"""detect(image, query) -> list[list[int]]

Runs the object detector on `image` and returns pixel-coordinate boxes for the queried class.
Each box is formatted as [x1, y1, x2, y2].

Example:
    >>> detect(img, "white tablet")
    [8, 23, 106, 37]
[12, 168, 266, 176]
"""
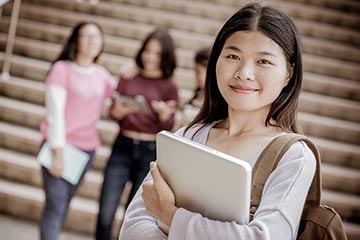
[112, 92, 151, 114]
[156, 130, 251, 224]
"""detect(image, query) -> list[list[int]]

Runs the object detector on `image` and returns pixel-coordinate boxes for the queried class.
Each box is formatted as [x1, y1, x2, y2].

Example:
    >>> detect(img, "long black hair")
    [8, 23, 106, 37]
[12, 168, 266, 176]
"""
[187, 2, 303, 134]
[53, 21, 105, 64]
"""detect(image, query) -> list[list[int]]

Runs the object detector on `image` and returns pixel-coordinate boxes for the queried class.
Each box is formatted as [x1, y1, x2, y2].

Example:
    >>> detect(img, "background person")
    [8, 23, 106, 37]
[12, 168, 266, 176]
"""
[39, 21, 114, 240]
[96, 28, 179, 240]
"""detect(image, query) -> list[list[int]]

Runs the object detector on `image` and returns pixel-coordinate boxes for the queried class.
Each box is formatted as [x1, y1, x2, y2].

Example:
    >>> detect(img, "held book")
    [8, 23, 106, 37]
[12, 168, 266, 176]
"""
[37, 142, 89, 185]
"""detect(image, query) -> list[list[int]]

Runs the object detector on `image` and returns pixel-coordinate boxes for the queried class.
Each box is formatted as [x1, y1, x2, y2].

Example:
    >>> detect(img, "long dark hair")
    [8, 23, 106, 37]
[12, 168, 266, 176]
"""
[135, 28, 176, 79]
[53, 21, 104, 64]
[187, 2, 303, 134]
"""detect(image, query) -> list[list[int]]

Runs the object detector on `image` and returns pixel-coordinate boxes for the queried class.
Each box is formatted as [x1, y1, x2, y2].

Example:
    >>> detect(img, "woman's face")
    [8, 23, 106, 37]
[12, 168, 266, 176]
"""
[141, 39, 162, 72]
[216, 30, 292, 113]
[77, 24, 103, 61]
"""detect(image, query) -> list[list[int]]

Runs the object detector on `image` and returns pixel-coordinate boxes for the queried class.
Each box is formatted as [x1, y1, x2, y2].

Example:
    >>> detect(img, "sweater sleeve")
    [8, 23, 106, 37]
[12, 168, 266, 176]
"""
[118, 174, 168, 240]
[45, 84, 67, 149]
[118, 130, 316, 240]
[167, 141, 316, 240]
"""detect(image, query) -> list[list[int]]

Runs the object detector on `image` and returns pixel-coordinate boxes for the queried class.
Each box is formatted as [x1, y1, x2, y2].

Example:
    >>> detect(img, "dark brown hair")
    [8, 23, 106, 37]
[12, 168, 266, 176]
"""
[135, 28, 176, 79]
[187, 2, 303, 134]
[54, 21, 104, 63]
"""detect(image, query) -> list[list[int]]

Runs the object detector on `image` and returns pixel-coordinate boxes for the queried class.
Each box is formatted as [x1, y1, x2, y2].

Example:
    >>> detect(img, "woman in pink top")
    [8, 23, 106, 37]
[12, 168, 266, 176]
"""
[39, 21, 113, 240]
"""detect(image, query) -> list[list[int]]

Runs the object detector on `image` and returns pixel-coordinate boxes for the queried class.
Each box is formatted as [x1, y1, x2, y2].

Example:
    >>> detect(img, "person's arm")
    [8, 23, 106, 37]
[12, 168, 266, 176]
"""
[118, 173, 168, 240]
[45, 84, 67, 177]
[165, 141, 316, 240]
[152, 80, 179, 130]
[108, 78, 138, 120]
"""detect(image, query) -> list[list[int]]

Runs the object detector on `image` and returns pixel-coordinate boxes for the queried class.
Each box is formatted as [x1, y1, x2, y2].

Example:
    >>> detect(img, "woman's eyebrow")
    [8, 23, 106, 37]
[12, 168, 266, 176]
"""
[224, 46, 278, 58]
[224, 45, 241, 52]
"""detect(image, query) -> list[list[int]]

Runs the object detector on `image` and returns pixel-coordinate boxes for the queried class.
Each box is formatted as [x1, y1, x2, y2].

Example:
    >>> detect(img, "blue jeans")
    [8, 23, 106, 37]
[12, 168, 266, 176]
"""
[96, 134, 156, 240]
[40, 149, 94, 240]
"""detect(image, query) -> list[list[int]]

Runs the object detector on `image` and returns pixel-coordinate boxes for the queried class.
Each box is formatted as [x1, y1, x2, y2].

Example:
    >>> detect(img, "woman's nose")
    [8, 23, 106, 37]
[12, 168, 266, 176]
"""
[234, 62, 255, 81]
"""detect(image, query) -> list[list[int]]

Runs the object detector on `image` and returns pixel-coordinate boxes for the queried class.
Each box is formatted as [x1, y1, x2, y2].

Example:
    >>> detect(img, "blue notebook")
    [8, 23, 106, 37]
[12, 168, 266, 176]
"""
[37, 142, 89, 185]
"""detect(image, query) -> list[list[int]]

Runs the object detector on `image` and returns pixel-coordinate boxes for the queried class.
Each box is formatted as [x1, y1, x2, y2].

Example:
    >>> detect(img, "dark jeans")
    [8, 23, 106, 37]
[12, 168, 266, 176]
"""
[96, 134, 156, 240]
[40, 150, 94, 240]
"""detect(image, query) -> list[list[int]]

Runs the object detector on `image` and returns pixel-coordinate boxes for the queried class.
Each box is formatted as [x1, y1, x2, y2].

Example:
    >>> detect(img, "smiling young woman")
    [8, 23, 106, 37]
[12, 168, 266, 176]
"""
[119, 3, 315, 240]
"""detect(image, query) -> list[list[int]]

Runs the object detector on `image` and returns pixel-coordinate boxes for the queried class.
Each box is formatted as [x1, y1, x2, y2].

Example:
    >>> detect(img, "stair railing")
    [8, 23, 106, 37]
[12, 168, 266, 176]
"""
[1, 0, 21, 81]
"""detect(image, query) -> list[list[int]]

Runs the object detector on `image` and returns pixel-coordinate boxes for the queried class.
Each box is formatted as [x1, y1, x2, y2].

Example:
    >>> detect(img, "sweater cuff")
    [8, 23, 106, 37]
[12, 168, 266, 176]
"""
[168, 208, 193, 239]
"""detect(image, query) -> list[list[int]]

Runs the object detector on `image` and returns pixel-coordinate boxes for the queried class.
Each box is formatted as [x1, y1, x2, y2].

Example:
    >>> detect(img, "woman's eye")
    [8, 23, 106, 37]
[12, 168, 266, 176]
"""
[227, 54, 239, 60]
[258, 59, 271, 65]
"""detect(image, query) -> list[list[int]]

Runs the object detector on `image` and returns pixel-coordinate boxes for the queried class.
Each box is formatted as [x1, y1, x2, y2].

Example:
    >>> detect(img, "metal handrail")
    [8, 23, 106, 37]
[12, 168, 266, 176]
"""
[1, 0, 21, 81]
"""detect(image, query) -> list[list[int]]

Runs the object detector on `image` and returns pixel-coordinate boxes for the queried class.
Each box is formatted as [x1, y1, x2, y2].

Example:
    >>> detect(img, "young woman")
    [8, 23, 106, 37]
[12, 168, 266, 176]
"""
[96, 29, 179, 240]
[119, 3, 316, 240]
[39, 21, 114, 240]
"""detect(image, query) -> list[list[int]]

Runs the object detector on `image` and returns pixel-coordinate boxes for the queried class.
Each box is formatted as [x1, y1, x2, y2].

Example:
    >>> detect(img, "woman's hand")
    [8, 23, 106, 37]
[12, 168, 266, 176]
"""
[48, 149, 63, 177]
[119, 61, 138, 80]
[151, 100, 177, 122]
[111, 99, 138, 120]
[142, 162, 178, 227]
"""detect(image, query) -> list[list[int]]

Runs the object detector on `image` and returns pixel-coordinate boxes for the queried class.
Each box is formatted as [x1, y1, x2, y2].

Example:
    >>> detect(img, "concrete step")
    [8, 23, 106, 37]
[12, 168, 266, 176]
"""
[303, 53, 360, 82]
[321, 163, 360, 195]
[0, 118, 359, 171]
[2, 39, 359, 97]
[192, 0, 360, 16]
[299, 92, 360, 122]
[0, 77, 45, 105]
[289, 0, 360, 15]
[0, 31, 195, 70]
[5, 1, 360, 46]
[2, 94, 359, 145]
[0, 52, 196, 92]
[0, 147, 133, 205]
[2, 17, 360, 67]
[0, 96, 118, 147]
[322, 189, 360, 222]
[2, 73, 359, 119]
[299, 112, 360, 145]
[311, 136, 360, 170]
[0, 168, 359, 237]
[0, 179, 124, 237]
[0, 212, 93, 240]
[4, 15, 360, 66]
[3, 73, 359, 123]
[103, 0, 360, 30]
[302, 72, 360, 102]
[2, 145, 358, 197]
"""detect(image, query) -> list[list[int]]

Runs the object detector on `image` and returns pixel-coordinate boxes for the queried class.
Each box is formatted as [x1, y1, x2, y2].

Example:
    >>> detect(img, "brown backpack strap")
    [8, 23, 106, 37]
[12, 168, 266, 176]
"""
[250, 133, 321, 218]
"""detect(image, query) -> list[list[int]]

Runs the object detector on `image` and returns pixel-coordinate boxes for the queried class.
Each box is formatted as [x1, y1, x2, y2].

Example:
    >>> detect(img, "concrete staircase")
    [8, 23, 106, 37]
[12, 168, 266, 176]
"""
[0, 0, 359, 239]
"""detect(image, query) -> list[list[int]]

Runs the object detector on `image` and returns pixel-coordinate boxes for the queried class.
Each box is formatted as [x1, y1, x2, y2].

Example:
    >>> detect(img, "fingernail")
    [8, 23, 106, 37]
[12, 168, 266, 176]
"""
[150, 161, 155, 169]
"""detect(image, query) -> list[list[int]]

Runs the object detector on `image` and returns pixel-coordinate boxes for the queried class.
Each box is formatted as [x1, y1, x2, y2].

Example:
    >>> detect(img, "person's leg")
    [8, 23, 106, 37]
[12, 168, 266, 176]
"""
[40, 150, 94, 240]
[127, 140, 156, 207]
[40, 167, 71, 240]
[96, 135, 133, 240]
[61, 151, 95, 227]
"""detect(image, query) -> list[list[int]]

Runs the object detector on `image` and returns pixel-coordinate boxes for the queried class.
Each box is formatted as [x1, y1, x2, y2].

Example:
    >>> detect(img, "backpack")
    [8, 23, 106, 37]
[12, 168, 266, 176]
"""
[250, 133, 348, 240]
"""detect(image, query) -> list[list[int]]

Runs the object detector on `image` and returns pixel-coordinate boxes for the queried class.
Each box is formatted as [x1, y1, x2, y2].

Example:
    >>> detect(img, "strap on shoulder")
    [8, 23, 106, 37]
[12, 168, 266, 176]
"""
[251, 133, 321, 213]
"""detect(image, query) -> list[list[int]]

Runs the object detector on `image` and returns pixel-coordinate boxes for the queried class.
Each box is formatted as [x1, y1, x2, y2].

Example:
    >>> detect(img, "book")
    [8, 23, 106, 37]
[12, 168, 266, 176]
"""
[37, 142, 89, 185]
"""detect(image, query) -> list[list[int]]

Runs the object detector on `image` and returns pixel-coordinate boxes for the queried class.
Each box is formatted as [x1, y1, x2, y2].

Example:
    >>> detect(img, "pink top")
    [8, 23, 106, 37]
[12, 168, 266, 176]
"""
[40, 60, 114, 151]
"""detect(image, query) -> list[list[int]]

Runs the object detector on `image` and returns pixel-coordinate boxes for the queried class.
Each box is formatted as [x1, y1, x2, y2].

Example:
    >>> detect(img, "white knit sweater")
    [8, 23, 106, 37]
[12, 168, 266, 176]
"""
[119, 122, 316, 240]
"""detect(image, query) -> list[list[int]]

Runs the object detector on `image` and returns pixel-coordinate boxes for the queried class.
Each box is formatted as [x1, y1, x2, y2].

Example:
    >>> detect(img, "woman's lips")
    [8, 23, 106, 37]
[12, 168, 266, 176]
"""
[230, 85, 258, 93]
